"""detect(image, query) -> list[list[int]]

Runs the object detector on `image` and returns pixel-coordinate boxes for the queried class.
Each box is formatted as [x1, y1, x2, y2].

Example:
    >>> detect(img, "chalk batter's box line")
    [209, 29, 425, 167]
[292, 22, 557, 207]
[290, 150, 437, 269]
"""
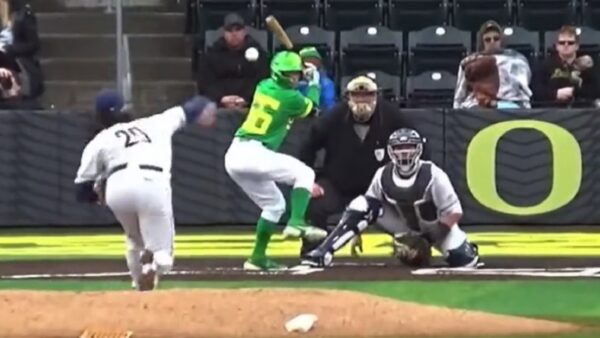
[5, 264, 600, 280]
[412, 267, 600, 278]
[0, 262, 391, 279]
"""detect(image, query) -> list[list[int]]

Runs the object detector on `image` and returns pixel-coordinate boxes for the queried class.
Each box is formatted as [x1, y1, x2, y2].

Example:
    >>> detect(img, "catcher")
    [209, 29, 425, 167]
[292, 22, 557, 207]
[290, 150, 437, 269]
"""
[300, 128, 481, 269]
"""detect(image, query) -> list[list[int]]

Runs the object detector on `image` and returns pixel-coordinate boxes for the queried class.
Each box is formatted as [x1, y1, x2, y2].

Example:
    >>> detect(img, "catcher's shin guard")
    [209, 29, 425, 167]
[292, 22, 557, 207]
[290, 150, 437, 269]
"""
[301, 195, 381, 266]
[446, 241, 480, 268]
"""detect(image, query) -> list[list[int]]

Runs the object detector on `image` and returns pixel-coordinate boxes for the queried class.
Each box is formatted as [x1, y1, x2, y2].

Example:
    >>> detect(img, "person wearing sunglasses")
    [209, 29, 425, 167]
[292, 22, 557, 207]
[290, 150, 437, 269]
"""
[533, 25, 598, 107]
[454, 20, 532, 109]
[479, 21, 503, 53]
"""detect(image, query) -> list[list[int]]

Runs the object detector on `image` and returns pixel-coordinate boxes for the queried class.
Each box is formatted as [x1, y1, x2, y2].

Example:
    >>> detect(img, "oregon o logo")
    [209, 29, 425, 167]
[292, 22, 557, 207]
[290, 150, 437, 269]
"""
[466, 120, 582, 216]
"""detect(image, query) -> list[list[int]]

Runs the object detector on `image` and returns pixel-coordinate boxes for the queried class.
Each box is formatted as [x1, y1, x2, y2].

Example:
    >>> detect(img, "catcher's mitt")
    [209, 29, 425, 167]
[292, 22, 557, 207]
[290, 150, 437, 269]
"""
[392, 233, 432, 268]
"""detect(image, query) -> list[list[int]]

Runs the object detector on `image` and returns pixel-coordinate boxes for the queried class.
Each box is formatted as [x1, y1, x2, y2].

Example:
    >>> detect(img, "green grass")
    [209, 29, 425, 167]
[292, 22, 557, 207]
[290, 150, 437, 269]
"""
[2, 228, 599, 337]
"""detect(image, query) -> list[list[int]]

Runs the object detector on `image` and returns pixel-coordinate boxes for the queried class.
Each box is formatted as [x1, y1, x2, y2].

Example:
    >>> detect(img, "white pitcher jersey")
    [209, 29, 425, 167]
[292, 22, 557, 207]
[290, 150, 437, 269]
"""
[366, 160, 462, 218]
[74, 106, 187, 184]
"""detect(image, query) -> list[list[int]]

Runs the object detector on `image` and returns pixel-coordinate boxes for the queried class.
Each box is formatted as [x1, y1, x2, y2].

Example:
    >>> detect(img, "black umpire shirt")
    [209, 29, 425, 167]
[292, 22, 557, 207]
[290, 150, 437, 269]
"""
[299, 100, 414, 197]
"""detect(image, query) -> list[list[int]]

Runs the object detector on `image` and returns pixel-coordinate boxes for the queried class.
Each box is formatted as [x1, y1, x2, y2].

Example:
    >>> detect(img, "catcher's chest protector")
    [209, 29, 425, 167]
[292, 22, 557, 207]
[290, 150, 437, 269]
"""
[380, 162, 434, 230]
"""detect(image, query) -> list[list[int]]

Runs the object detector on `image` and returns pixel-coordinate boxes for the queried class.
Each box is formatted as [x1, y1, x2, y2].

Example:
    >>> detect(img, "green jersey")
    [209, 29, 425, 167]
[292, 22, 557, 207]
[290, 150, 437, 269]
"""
[235, 78, 313, 150]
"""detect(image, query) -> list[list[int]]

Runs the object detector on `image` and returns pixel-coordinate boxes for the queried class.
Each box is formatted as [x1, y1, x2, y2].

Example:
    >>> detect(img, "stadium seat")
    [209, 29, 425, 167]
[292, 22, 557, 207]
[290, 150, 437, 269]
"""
[452, 0, 513, 31]
[515, 0, 578, 31]
[204, 26, 269, 52]
[483, 26, 540, 68]
[323, 0, 384, 30]
[272, 25, 336, 77]
[259, 0, 320, 28]
[408, 26, 471, 76]
[405, 70, 457, 108]
[544, 26, 600, 66]
[196, 0, 258, 32]
[339, 25, 403, 77]
[341, 71, 402, 102]
[388, 0, 449, 32]
[582, 0, 600, 29]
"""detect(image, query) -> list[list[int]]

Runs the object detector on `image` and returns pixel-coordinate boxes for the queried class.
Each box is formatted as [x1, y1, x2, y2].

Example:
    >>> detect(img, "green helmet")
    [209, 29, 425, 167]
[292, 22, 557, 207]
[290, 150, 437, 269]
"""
[270, 51, 303, 85]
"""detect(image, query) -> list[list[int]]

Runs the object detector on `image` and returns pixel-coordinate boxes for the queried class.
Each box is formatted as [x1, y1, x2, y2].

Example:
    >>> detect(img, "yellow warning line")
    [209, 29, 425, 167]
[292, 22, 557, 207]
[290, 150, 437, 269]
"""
[1, 232, 600, 259]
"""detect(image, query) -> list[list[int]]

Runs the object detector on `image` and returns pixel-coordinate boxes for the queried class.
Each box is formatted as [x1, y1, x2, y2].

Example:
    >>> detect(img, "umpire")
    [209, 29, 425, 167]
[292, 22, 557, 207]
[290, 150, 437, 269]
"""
[298, 74, 415, 255]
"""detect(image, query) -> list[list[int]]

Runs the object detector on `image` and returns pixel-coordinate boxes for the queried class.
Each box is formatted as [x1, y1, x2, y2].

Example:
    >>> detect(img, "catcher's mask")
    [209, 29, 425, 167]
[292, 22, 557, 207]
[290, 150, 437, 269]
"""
[346, 75, 378, 123]
[387, 128, 425, 177]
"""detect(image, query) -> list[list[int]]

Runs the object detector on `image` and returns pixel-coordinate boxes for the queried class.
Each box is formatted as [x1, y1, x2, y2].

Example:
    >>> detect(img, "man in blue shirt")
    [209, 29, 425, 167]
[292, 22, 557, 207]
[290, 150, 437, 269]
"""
[298, 47, 336, 113]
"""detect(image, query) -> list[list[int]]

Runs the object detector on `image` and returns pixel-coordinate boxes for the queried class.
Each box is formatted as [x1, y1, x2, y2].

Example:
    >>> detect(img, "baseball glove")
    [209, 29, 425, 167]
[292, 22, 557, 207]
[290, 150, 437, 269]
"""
[464, 55, 500, 108]
[392, 233, 432, 268]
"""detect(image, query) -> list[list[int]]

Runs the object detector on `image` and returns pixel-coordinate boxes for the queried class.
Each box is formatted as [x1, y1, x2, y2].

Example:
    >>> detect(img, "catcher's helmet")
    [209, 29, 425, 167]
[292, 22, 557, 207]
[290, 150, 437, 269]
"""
[270, 51, 303, 86]
[387, 128, 425, 177]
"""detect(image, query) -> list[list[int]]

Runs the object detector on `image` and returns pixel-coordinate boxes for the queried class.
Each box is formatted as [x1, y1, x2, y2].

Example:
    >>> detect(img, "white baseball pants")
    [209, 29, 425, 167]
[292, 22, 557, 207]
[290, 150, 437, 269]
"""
[105, 167, 175, 281]
[376, 204, 467, 255]
[224, 137, 315, 223]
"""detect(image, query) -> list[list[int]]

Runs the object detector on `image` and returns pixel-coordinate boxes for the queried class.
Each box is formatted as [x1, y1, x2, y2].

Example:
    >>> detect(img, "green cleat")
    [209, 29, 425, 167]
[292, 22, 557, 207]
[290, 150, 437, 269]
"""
[243, 257, 288, 271]
[283, 223, 327, 242]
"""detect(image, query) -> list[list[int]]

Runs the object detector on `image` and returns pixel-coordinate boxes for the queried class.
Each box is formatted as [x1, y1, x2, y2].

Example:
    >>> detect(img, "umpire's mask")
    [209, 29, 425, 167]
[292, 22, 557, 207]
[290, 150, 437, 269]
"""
[346, 75, 378, 123]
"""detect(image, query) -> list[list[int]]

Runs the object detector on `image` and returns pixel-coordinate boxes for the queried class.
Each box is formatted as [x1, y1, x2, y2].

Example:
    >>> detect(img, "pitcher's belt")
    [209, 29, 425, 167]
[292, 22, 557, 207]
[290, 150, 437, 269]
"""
[108, 164, 163, 178]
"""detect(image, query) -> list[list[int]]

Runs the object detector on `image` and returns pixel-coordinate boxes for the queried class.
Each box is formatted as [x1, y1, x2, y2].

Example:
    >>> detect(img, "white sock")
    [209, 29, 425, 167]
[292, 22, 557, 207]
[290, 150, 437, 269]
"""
[126, 249, 143, 282]
[439, 225, 467, 255]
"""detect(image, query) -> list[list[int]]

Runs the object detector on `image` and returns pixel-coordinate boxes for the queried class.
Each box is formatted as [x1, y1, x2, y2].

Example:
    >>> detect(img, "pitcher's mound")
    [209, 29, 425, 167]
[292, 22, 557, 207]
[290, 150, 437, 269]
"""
[0, 289, 581, 338]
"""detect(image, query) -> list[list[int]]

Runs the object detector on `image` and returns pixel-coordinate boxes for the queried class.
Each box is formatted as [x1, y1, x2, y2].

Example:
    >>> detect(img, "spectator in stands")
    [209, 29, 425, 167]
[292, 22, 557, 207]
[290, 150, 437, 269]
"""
[297, 74, 415, 257]
[196, 12, 269, 111]
[297, 47, 336, 113]
[534, 25, 598, 107]
[0, 0, 43, 108]
[454, 21, 532, 109]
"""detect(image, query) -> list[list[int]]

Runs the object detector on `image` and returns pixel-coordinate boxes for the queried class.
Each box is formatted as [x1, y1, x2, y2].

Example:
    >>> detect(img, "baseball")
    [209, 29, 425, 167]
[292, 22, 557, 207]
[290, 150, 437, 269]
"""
[245, 47, 259, 62]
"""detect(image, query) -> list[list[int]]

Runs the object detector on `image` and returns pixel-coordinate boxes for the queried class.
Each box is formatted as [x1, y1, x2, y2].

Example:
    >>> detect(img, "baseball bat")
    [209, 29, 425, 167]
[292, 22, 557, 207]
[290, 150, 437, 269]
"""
[265, 15, 294, 50]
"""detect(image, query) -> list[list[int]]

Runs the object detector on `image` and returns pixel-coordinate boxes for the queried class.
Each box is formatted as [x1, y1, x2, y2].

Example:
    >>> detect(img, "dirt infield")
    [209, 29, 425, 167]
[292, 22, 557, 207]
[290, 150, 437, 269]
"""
[0, 289, 582, 338]
[0, 256, 598, 338]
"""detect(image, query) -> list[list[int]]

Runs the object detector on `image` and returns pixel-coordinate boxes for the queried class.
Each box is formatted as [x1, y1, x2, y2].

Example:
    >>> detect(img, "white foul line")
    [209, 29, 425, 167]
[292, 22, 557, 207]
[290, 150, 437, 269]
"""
[412, 267, 600, 278]
[0, 267, 324, 280]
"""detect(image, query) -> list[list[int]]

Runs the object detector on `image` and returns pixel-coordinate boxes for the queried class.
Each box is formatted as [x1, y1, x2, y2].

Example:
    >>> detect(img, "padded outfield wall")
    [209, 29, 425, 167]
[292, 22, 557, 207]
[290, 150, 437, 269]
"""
[0, 108, 595, 227]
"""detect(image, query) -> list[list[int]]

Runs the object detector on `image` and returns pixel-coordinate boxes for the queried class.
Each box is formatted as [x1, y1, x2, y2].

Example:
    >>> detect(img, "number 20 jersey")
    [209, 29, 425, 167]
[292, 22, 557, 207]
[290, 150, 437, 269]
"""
[74, 106, 187, 185]
[234, 78, 313, 151]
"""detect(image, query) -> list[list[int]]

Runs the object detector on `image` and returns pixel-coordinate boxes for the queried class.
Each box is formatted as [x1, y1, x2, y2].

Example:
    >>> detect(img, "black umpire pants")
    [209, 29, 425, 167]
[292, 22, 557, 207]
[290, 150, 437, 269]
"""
[301, 177, 355, 256]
